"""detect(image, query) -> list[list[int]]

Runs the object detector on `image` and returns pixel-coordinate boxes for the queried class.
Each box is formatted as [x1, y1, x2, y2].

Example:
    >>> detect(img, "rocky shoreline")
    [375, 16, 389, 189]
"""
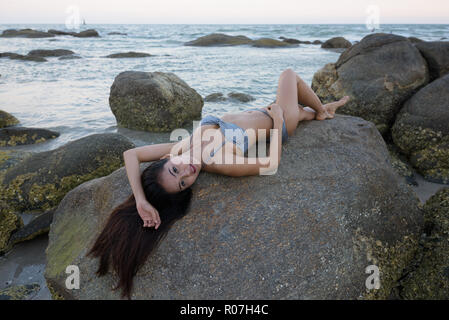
[0, 30, 448, 299]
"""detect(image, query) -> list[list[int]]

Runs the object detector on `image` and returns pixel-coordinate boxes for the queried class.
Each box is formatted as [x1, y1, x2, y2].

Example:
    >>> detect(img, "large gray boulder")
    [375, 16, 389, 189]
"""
[312, 33, 429, 135]
[414, 41, 449, 81]
[392, 74, 449, 184]
[109, 71, 203, 132]
[45, 115, 423, 299]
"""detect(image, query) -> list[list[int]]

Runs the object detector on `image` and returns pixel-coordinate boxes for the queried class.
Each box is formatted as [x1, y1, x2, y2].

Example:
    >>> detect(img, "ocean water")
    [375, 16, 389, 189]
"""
[0, 24, 448, 150]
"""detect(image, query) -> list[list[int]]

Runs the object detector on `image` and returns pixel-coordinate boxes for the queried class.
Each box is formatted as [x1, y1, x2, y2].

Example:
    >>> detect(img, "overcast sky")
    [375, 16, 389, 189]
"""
[0, 0, 448, 24]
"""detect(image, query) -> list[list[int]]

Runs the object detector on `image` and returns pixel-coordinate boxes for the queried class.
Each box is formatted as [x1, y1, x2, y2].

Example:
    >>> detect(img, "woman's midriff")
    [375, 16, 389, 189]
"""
[183, 108, 274, 165]
[221, 108, 273, 140]
[188, 124, 244, 165]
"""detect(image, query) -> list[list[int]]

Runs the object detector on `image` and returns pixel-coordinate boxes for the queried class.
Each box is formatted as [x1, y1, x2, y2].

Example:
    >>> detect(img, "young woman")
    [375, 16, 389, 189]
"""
[87, 68, 350, 299]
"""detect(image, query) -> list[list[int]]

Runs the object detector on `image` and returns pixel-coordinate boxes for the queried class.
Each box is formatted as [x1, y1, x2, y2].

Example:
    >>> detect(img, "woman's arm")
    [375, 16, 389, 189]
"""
[123, 140, 185, 229]
[123, 142, 178, 200]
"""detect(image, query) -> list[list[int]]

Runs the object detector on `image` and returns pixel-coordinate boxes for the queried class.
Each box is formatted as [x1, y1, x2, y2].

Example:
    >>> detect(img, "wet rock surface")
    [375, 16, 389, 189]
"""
[0, 127, 59, 147]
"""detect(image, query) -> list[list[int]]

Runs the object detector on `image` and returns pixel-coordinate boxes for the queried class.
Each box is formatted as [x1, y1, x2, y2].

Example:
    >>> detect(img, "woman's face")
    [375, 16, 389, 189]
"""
[159, 153, 201, 193]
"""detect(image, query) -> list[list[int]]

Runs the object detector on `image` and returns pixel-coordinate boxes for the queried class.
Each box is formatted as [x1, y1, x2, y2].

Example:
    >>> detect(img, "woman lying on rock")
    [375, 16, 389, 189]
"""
[87, 68, 350, 299]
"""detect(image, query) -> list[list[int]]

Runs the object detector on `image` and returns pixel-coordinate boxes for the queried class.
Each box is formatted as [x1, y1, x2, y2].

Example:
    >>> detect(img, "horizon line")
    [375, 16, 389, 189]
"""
[1, 22, 448, 25]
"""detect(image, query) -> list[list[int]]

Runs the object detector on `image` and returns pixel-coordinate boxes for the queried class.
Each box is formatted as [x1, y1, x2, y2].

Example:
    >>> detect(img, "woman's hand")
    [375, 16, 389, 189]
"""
[267, 103, 284, 123]
[136, 200, 161, 229]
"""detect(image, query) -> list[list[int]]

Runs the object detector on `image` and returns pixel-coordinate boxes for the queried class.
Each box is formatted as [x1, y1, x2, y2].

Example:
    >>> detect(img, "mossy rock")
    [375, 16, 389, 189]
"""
[392, 74, 449, 184]
[0, 150, 33, 173]
[0, 212, 23, 254]
[0, 283, 40, 300]
[109, 71, 203, 132]
[312, 33, 429, 137]
[400, 188, 449, 299]
[0, 110, 20, 128]
[5, 209, 55, 253]
[0, 133, 135, 215]
[387, 144, 416, 185]
[0, 127, 59, 147]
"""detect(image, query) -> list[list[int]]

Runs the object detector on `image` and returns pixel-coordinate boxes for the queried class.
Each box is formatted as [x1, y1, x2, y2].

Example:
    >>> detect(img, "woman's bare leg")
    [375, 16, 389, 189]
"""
[297, 96, 351, 121]
[322, 96, 350, 118]
[295, 73, 330, 120]
[274, 69, 302, 136]
[298, 105, 316, 121]
[273, 69, 350, 134]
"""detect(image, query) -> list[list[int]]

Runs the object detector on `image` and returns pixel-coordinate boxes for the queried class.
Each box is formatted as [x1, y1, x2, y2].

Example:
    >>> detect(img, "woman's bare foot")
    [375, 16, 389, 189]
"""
[323, 96, 350, 119]
[315, 109, 331, 121]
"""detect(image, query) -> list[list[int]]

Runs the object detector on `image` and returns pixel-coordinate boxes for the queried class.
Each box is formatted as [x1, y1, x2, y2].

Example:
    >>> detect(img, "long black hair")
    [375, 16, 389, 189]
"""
[87, 158, 193, 299]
